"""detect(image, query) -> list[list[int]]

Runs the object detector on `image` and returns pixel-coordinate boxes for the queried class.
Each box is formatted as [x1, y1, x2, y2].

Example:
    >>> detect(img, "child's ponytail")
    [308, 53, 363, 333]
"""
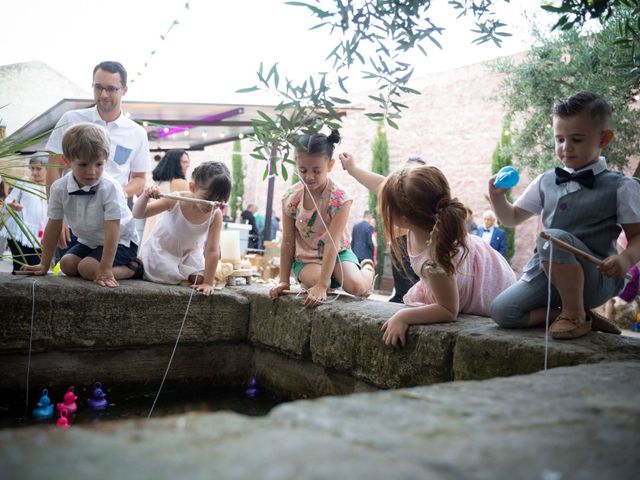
[429, 197, 468, 276]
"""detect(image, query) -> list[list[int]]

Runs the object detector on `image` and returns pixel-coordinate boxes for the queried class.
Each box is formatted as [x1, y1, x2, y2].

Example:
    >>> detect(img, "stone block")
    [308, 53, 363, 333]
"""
[0, 275, 249, 353]
[453, 322, 640, 380]
[243, 286, 312, 358]
[310, 299, 494, 388]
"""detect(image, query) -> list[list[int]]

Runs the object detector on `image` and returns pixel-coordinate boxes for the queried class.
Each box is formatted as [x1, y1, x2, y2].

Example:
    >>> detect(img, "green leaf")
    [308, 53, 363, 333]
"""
[236, 86, 260, 93]
[329, 96, 350, 104]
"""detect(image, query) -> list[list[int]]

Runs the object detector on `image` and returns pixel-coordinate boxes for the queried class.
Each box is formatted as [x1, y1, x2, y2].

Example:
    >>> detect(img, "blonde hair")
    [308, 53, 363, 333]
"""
[62, 123, 110, 162]
[379, 165, 468, 276]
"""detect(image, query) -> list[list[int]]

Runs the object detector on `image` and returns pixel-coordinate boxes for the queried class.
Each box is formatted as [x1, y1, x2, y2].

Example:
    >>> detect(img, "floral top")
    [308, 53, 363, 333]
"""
[282, 178, 352, 263]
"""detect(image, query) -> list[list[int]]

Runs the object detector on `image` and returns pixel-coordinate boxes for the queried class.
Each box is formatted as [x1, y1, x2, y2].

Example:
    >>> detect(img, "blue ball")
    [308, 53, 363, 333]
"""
[494, 166, 520, 189]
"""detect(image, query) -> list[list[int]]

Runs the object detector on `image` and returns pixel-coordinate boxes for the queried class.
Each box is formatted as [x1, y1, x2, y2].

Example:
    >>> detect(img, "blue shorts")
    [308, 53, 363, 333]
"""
[64, 241, 139, 267]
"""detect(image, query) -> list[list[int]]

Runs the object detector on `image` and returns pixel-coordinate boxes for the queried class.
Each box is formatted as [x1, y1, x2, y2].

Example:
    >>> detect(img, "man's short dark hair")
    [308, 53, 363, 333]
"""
[93, 61, 128, 86]
[553, 91, 612, 129]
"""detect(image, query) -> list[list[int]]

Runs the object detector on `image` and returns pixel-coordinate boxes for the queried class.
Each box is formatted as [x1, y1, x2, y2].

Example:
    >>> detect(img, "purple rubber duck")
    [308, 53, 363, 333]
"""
[86, 382, 108, 410]
[245, 376, 258, 399]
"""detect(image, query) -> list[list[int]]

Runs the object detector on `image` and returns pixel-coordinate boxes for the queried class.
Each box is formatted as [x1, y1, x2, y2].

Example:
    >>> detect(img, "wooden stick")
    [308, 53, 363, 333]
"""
[159, 193, 222, 207]
[539, 231, 632, 281]
[13, 270, 36, 275]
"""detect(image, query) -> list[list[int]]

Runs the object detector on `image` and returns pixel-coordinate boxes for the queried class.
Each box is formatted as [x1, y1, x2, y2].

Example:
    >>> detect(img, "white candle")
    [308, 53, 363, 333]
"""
[220, 230, 241, 264]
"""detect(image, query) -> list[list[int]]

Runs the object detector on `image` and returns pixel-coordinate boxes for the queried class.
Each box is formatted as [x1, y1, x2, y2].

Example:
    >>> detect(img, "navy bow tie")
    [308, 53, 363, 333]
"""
[69, 186, 97, 196]
[555, 167, 595, 188]
[483, 228, 490, 233]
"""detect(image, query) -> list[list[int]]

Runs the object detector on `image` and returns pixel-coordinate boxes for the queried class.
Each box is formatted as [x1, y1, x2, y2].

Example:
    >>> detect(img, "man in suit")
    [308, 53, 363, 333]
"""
[476, 210, 507, 257]
[351, 210, 376, 263]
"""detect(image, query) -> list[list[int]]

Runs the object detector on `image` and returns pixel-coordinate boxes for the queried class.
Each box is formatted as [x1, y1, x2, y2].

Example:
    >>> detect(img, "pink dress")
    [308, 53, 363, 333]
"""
[403, 233, 516, 316]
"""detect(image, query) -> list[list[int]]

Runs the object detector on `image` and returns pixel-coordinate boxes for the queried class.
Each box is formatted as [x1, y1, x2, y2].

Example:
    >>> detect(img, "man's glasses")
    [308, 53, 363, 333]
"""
[93, 84, 122, 94]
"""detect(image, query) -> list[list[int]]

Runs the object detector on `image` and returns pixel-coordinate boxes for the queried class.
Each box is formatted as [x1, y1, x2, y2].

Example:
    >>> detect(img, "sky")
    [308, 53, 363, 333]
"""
[1, 0, 555, 105]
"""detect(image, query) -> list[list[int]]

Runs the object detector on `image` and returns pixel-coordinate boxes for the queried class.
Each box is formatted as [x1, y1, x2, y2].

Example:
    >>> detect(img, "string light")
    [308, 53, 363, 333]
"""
[131, 2, 192, 84]
[184, 130, 190, 137]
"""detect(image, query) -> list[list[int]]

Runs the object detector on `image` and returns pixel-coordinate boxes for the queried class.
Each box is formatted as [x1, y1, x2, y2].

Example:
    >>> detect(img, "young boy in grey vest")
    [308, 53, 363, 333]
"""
[488, 92, 640, 339]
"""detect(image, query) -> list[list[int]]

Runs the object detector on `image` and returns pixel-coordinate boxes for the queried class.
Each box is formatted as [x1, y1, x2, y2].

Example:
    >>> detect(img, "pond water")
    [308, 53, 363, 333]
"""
[0, 382, 287, 429]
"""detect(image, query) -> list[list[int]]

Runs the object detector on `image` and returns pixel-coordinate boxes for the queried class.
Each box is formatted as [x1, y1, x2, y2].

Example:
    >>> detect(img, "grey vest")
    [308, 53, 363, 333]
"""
[523, 168, 622, 278]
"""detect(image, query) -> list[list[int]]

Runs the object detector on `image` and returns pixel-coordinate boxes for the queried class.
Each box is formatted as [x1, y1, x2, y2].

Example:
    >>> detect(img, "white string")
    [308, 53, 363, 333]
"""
[544, 239, 553, 372]
[296, 168, 345, 304]
[25, 279, 37, 416]
[147, 202, 216, 419]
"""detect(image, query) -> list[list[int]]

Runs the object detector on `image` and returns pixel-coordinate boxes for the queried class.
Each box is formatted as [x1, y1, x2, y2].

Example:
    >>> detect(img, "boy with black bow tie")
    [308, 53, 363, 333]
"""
[21, 123, 141, 287]
[488, 92, 640, 339]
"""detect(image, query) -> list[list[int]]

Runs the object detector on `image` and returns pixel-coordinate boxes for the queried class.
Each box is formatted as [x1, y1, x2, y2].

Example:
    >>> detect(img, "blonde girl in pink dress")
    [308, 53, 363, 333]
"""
[269, 130, 376, 308]
[341, 153, 516, 347]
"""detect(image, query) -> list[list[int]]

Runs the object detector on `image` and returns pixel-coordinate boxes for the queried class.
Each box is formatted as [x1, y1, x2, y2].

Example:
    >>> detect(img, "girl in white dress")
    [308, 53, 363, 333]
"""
[133, 161, 232, 296]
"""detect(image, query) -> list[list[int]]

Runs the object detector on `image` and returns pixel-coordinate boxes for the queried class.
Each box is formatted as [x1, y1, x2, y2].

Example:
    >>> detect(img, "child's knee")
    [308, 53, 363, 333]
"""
[77, 257, 98, 279]
[490, 296, 528, 329]
[59, 256, 79, 276]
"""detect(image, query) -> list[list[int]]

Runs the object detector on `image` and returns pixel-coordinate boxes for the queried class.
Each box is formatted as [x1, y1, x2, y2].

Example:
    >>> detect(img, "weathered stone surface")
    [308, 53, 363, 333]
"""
[2, 276, 640, 397]
[253, 348, 377, 399]
[244, 286, 312, 358]
[1, 361, 637, 479]
[0, 275, 250, 353]
[453, 323, 640, 380]
[311, 302, 492, 387]
[0, 344, 253, 393]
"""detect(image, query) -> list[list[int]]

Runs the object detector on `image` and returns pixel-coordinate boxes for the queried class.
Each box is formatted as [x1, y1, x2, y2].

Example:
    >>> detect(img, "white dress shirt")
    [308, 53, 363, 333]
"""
[48, 172, 138, 248]
[45, 106, 150, 187]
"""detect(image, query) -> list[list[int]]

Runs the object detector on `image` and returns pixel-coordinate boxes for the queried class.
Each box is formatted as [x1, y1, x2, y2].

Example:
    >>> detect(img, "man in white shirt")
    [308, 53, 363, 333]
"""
[45, 61, 150, 248]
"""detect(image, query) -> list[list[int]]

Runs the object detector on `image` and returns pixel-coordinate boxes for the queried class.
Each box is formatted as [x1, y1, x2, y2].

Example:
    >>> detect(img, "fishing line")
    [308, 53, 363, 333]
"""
[25, 279, 37, 417]
[543, 239, 554, 372]
[296, 168, 345, 304]
[147, 198, 217, 419]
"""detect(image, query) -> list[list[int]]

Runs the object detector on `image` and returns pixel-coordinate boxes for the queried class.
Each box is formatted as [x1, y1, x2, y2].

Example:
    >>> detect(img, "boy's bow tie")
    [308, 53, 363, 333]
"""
[69, 186, 98, 195]
[554, 167, 595, 188]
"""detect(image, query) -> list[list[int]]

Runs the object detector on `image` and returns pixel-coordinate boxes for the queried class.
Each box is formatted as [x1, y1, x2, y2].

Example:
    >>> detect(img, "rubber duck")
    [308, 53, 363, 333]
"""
[56, 386, 78, 414]
[86, 382, 108, 410]
[32, 388, 54, 419]
[56, 409, 70, 429]
[245, 376, 258, 399]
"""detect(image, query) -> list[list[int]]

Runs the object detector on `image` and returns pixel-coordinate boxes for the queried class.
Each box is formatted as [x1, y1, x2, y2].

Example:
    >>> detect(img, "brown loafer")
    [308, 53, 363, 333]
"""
[550, 313, 592, 340]
[586, 310, 621, 335]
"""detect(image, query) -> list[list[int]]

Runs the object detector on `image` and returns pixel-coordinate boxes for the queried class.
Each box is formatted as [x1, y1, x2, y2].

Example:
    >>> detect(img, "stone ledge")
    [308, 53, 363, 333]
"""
[1, 275, 640, 395]
[1, 361, 637, 479]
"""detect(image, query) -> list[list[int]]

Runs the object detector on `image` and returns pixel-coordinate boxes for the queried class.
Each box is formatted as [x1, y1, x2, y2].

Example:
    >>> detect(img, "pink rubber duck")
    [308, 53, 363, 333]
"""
[56, 386, 78, 414]
[56, 409, 70, 429]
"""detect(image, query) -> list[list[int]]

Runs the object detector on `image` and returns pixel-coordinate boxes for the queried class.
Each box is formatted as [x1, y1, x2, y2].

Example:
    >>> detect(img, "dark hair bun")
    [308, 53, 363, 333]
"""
[327, 129, 341, 145]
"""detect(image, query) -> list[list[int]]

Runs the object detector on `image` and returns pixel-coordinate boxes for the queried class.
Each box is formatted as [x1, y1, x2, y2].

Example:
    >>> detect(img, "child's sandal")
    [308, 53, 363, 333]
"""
[586, 309, 621, 335]
[550, 313, 591, 339]
[127, 258, 144, 279]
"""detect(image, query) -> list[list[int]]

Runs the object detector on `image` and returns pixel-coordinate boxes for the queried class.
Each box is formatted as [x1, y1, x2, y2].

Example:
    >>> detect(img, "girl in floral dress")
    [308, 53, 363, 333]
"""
[269, 130, 375, 308]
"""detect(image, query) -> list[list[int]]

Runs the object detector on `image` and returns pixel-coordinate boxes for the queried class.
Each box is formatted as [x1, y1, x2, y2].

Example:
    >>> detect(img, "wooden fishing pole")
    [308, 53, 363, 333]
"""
[540, 231, 632, 281]
[159, 193, 223, 208]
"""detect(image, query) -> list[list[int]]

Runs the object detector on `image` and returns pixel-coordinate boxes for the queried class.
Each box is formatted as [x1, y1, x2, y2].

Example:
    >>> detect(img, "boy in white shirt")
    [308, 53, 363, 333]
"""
[22, 123, 141, 287]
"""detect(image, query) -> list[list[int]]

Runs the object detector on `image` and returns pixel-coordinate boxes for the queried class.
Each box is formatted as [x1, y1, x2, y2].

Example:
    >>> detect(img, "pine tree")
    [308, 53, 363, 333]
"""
[230, 140, 244, 222]
[370, 123, 390, 281]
